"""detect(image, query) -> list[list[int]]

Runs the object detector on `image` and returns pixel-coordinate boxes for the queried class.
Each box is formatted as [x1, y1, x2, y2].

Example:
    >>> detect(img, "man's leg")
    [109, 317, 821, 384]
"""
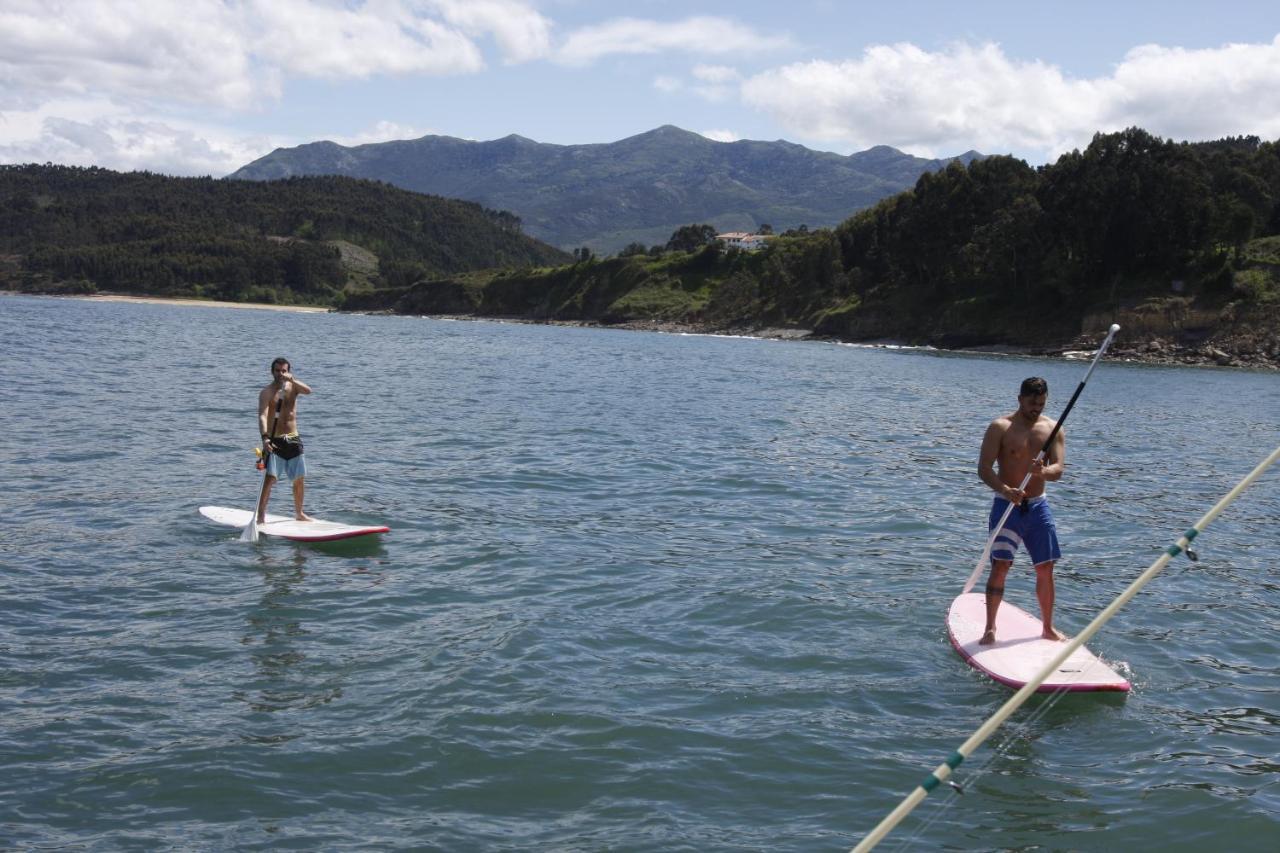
[291, 476, 312, 521]
[981, 560, 1011, 644]
[257, 475, 277, 523]
[1035, 561, 1058, 640]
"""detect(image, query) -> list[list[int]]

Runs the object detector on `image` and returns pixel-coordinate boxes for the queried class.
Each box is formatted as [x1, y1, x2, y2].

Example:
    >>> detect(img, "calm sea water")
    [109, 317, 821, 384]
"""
[1, 293, 1278, 851]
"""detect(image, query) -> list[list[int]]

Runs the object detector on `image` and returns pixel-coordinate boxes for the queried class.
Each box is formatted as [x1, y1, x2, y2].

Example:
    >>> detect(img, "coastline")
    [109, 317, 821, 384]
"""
[8, 291, 1275, 370]
[2, 290, 331, 314]
[393, 313, 1280, 371]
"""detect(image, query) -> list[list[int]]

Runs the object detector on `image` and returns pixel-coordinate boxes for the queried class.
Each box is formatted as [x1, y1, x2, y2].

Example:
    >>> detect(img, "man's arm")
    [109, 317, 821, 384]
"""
[280, 371, 312, 397]
[1032, 424, 1065, 481]
[978, 419, 1023, 502]
[258, 387, 274, 437]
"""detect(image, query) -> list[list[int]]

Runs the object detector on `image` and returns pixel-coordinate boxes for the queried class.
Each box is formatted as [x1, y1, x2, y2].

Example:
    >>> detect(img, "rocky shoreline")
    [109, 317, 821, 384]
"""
[419, 314, 1280, 371]
[1051, 330, 1280, 371]
[9, 290, 1276, 370]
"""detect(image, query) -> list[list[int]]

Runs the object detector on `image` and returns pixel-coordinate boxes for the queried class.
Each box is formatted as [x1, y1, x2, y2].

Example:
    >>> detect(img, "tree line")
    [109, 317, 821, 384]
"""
[0, 165, 569, 304]
[359, 128, 1280, 346]
[821, 128, 1280, 341]
[6, 128, 1278, 343]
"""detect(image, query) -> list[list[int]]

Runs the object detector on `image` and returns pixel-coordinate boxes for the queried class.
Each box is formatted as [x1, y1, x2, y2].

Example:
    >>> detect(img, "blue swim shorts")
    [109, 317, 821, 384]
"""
[266, 450, 306, 482]
[989, 495, 1061, 567]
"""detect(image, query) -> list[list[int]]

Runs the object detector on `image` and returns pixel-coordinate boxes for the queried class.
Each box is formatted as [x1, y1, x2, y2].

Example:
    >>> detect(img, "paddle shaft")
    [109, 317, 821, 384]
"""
[244, 385, 285, 541]
[262, 389, 284, 460]
[961, 325, 1120, 594]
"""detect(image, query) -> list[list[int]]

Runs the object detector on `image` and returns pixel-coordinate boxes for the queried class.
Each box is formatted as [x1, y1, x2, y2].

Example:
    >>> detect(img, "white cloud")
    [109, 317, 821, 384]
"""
[692, 65, 741, 84]
[0, 0, 264, 111]
[653, 75, 683, 93]
[0, 0, 551, 173]
[0, 0, 553, 116]
[0, 104, 444, 176]
[1105, 38, 1280, 141]
[431, 0, 554, 63]
[741, 36, 1280, 160]
[0, 104, 281, 176]
[332, 120, 441, 147]
[558, 16, 791, 66]
[699, 129, 740, 143]
[245, 0, 484, 80]
[690, 64, 742, 102]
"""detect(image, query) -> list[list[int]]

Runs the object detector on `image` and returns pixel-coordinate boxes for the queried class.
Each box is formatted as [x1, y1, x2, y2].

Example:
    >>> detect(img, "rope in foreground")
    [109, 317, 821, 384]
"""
[851, 442, 1280, 852]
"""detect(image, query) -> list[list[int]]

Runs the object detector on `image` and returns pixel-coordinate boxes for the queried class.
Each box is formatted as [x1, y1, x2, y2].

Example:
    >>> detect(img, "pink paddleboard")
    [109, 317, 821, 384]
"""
[947, 592, 1129, 693]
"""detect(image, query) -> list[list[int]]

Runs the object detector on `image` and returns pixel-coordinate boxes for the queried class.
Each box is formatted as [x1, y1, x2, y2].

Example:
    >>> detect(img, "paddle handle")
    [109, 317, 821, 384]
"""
[961, 324, 1119, 594]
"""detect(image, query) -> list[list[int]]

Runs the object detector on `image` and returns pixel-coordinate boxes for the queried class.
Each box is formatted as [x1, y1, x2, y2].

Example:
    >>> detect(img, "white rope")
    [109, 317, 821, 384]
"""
[892, 673, 1083, 850]
[853, 442, 1280, 852]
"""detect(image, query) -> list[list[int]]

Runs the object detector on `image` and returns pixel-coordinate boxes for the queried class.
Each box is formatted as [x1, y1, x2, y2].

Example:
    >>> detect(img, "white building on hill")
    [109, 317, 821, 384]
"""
[716, 232, 773, 251]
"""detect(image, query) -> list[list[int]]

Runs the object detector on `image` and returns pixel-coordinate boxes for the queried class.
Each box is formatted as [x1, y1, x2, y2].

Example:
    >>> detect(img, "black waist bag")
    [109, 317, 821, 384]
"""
[269, 435, 304, 460]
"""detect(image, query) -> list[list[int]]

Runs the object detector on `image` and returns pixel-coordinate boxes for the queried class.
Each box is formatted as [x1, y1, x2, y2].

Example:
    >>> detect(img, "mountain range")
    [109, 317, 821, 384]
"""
[229, 126, 983, 253]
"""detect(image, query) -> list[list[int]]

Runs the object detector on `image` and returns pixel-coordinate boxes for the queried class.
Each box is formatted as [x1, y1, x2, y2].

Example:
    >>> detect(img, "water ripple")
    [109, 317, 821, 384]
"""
[1, 295, 1278, 850]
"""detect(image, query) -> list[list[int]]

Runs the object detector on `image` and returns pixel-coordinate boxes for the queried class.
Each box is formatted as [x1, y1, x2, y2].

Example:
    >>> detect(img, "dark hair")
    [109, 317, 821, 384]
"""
[1020, 377, 1048, 397]
[271, 357, 290, 372]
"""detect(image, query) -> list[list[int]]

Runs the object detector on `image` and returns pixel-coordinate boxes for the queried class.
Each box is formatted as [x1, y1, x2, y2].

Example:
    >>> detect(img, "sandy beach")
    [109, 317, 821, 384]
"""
[81, 293, 332, 313]
[2, 291, 332, 314]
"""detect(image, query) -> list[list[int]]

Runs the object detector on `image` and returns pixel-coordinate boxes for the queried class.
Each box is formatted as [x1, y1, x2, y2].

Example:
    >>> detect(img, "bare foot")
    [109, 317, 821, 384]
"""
[979, 629, 996, 646]
[1042, 627, 1066, 641]
[296, 513, 315, 522]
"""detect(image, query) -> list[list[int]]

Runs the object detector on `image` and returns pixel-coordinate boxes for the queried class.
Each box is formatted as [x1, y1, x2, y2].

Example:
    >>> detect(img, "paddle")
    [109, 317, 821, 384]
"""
[241, 383, 285, 543]
[961, 323, 1121, 594]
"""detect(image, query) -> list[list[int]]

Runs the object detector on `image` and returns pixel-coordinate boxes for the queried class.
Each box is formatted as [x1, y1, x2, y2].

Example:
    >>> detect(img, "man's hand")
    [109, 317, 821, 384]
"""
[277, 371, 310, 396]
[1002, 484, 1025, 503]
[1029, 455, 1059, 482]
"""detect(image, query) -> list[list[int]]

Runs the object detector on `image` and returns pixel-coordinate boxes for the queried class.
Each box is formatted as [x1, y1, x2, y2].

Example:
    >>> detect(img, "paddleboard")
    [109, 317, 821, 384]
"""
[199, 506, 389, 542]
[947, 592, 1129, 693]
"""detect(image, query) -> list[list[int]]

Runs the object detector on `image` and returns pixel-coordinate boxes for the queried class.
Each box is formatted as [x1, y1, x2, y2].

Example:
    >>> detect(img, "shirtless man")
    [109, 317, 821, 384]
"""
[257, 357, 313, 523]
[976, 377, 1064, 645]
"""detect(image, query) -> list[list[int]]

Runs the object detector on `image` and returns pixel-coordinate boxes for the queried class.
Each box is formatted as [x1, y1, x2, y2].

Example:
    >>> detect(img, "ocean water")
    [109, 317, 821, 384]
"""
[1, 293, 1278, 851]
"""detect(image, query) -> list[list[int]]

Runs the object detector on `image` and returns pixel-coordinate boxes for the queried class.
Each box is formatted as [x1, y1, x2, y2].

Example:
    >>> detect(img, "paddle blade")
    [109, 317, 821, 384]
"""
[240, 514, 259, 543]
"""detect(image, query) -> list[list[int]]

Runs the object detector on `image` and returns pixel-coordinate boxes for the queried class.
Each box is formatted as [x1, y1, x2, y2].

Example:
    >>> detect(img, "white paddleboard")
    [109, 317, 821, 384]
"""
[199, 506, 389, 542]
[947, 592, 1129, 693]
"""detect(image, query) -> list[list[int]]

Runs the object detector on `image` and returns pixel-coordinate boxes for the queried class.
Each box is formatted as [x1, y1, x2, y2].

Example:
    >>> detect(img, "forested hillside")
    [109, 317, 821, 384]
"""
[0, 165, 569, 305]
[348, 129, 1280, 366]
[823, 128, 1279, 346]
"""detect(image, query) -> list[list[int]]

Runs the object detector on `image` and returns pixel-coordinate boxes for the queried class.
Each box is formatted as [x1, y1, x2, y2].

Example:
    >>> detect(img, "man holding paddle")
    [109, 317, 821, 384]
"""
[256, 357, 313, 524]
[977, 377, 1064, 645]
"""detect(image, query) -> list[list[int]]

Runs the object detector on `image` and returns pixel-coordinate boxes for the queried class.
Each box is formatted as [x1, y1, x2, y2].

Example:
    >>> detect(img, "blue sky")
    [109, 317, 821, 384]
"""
[3, 1, 1279, 176]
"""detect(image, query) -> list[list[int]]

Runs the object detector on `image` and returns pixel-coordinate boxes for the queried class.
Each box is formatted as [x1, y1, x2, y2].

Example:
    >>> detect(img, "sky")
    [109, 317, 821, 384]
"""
[3, 1, 1280, 177]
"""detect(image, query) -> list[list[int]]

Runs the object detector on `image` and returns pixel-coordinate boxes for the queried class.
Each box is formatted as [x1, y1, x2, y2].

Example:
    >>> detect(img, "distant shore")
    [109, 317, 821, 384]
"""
[9, 291, 1275, 370]
[2, 291, 331, 313]
[398, 313, 1280, 371]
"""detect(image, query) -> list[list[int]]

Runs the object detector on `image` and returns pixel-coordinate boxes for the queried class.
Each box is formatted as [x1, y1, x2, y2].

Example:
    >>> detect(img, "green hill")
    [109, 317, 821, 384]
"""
[345, 129, 1280, 367]
[229, 125, 982, 253]
[0, 165, 570, 305]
